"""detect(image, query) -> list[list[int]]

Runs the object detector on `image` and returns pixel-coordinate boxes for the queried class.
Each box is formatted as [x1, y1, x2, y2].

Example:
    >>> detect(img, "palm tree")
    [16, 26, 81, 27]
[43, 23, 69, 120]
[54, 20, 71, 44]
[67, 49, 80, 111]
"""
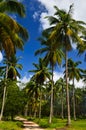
[29, 58, 51, 119]
[55, 78, 66, 119]
[45, 4, 86, 125]
[67, 58, 83, 120]
[0, 0, 28, 120]
[25, 79, 39, 117]
[0, 54, 22, 120]
[35, 32, 64, 123]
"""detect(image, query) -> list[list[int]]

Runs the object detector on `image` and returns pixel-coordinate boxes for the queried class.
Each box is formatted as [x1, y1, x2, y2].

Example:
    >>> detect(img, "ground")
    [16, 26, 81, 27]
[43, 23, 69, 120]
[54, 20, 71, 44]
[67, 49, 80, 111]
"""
[15, 116, 45, 130]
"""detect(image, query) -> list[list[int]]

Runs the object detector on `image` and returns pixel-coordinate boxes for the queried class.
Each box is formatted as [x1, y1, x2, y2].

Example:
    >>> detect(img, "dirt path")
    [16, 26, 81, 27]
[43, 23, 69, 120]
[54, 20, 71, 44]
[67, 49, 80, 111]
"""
[15, 116, 44, 130]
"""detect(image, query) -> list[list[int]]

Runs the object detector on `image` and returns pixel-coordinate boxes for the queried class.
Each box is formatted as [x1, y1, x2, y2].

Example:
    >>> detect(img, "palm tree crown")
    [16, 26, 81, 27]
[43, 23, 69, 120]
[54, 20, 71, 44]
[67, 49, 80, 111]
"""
[0, 0, 28, 57]
[29, 58, 51, 85]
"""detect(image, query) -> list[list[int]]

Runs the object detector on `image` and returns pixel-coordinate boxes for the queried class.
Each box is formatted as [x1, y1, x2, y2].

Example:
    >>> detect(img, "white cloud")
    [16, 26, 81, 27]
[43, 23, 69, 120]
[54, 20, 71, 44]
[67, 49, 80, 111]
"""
[53, 71, 64, 83]
[21, 76, 30, 83]
[39, 12, 50, 29]
[33, 12, 40, 19]
[0, 52, 3, 62]
[36, 0, 86, 29]
[53, 71, 84, 88]
[70, 79, 85, 88]
[18, 75, 32, 89]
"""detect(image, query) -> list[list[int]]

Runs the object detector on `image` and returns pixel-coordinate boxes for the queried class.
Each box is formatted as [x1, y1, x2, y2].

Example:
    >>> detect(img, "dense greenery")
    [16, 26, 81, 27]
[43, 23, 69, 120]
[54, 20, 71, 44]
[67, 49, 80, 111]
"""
[0, 120, 23, 130]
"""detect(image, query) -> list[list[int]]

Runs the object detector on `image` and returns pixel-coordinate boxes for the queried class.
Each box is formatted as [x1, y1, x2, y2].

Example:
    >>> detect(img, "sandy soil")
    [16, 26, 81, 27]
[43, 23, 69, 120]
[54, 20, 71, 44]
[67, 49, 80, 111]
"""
[15, 116, 44, 130]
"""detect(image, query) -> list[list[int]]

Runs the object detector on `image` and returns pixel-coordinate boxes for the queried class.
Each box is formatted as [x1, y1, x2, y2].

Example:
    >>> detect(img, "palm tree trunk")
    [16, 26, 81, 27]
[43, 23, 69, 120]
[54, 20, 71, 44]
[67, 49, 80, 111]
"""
[73, 78, 76, 121]
[49, 65, 54, 123]
[34, 102, 37, 118]
[61, 85, 64, 119]
[0, 66, 8, 121]
[39, 88, 42, 120]
[24, 102, 28, 117]
[65, 50, 71, 125]
[0, 86, 6, 120]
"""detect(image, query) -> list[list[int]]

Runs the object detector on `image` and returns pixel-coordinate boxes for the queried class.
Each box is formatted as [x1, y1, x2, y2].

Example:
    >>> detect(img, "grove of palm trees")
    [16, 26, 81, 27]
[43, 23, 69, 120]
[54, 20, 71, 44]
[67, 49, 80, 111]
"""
[0, 0, 86, 130]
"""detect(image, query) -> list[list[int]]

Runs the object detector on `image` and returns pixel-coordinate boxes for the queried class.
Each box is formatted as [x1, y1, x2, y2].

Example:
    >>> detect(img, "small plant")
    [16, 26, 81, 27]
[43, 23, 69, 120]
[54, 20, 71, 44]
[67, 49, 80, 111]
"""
[16, 121, 23, 128]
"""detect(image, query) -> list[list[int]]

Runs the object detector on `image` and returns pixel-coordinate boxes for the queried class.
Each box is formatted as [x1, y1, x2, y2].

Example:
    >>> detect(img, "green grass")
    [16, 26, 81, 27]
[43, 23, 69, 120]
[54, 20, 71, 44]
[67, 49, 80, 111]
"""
[68, 119, 86, 130]
[31, 117, 86, 130]
[0, 118, 86, 130]
[0, 121, 23, 130]
[32, 117, 67, 129]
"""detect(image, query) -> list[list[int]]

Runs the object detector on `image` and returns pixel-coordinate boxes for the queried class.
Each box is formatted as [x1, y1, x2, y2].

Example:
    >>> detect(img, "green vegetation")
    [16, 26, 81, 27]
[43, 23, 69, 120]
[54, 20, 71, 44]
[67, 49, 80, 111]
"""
[35, 118, 66, 128]
[0, 118, 86, 130]
[68, 120, 86, 130]
[32, 118, 86, 130]
[0, 121, 23, 130]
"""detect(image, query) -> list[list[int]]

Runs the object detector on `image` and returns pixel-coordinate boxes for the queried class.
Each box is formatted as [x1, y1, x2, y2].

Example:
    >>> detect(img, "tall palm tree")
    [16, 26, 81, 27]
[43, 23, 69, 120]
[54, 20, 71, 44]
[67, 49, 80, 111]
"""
[35, 32, 64, 123]
[45, 4, 86, 125]
[29, 58, 51, 119]
[0, 0, 28, 120]
[0, 54, 22, 120]
[67, 58, 83, 120]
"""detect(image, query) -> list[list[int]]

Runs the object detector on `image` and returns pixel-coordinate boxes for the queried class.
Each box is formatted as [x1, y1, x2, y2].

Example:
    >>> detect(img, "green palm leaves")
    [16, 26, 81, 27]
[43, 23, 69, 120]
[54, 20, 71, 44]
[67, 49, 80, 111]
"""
[29, 58, 51, 85]
[0, 0, 25, 17]
[46, 4, 86, 51]
[67, 59, 83, 81]
[0, 0, 28, 57]
[35, 31, 64, 67]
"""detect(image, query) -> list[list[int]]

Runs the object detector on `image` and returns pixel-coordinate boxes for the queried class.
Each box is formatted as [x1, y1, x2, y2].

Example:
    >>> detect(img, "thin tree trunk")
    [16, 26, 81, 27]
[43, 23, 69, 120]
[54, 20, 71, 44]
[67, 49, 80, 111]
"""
[34, 109, 37, 118]
[0, 86, 6, 120]
[73, 78, 76, 121]
[49, 65, 54, 123]
[39, 88, 42, 120]
[24, 102, 28, 117]
[61, 85, 64, 119]
[65, 51, 71, 125]
[0, 66, 8, 121]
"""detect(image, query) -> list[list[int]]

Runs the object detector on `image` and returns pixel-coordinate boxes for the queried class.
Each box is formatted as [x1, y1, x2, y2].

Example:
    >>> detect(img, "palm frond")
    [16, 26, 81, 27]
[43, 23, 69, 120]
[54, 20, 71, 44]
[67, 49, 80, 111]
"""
[0, 0, 25, 17]
[46, 16, 59, 25]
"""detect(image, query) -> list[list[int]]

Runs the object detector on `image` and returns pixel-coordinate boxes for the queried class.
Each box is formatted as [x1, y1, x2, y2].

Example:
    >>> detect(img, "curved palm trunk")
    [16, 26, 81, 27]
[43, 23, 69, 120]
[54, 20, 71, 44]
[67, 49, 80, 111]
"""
[65, 51, 71, 125]
[73, 78, 76, 120]
[49, 65, 54, 123]
[0, 66, 8, 121]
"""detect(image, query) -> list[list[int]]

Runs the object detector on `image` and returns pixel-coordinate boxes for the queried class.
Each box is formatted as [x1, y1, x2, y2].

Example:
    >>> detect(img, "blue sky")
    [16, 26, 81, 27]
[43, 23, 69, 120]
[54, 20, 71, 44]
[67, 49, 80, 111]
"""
[0, 0, 86, 87]
[20, 0, 86, 87]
